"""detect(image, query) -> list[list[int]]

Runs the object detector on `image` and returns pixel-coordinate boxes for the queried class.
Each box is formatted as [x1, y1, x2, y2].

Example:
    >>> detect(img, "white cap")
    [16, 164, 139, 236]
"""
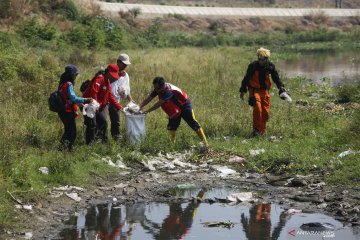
[117, 53, 131, 65]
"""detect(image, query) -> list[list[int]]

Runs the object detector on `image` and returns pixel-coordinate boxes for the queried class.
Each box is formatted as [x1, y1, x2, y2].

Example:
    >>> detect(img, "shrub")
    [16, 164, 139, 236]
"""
[336, 80, 360, 103]
[17, 18, 56, 41]
[304, 11, 329, 25]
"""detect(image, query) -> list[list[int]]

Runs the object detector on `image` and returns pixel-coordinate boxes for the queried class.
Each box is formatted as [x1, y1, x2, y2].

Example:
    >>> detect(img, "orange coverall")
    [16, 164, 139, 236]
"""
[240, 60, 284, 134]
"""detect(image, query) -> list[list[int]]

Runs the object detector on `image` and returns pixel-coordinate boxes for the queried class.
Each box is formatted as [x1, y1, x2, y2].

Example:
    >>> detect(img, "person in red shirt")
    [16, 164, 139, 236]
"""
[83, 64, 123, 144]
[139, 76, 208, 151]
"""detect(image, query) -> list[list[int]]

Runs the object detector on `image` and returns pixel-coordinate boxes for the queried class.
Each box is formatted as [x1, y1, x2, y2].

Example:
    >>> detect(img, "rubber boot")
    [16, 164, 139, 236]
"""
[196, 128, 209, 153]
[168, 130, 176, 144]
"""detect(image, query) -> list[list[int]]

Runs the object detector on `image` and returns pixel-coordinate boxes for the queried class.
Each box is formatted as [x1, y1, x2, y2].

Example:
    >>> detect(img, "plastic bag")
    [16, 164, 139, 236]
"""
[124, 111, 145, 144]
[126, 101, 140, 113]
[82, 100, 100, 118]
[279, 92, 292, 102]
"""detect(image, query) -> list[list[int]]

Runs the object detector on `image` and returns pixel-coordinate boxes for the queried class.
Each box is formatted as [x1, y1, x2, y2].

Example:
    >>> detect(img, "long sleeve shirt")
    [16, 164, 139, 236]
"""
[239, 60, 284, 93]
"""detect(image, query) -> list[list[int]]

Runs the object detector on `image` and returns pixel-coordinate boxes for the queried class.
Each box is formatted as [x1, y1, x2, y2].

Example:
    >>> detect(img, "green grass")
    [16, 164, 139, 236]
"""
[0, 39, 360, 229]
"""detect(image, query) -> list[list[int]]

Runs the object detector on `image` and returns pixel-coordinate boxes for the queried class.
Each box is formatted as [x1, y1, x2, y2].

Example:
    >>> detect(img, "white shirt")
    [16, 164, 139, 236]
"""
[110, 72, 130, 102]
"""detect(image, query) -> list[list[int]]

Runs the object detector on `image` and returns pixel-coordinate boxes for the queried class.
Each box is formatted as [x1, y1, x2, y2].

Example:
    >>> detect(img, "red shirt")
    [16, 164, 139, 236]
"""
[83, 74, 122, 111]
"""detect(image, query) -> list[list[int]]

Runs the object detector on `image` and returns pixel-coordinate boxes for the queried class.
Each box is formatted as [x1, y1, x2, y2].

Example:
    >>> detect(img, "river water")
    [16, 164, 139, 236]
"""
[277, 50, 360, 86]
[58, 187, 360, 240]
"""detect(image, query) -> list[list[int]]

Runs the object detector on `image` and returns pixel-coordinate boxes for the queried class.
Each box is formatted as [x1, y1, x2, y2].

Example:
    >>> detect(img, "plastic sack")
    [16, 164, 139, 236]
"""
[124, 111, 145, 144]
[82, 100, 100, 118]
[279, 92, 292, 102]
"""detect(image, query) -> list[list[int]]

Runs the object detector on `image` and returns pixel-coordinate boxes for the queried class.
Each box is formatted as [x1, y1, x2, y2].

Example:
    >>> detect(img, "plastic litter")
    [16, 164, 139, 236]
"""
[338, 149, 354, 158]
[39, 167, 49, 175]
[279, 92, 292, 102]
[82, 100, 100, 118]
[226, 192, 254, 202]
[284, 208, 302, 215]
[66, 192, 81, 202]
[249, 149, 265, 156]
[125, 101, 140, 113]
[211, 165, 237, 177]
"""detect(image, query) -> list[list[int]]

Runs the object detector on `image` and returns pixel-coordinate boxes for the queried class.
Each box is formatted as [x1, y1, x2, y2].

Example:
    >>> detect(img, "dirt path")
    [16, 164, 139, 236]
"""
[1, 152, 359, 239]
[96, 1, 360, 17]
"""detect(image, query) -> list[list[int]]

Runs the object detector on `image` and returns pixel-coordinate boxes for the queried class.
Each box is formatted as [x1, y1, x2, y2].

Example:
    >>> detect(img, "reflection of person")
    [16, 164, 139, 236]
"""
[154, 202, 200, 240]
[57, 64, 93, 151]
[241, 203, 290, 240]
[109, 53, 133, 140]
[239, 48, 286, 136]
[139, 76, 208, 150]
[83, 64, 123, 144]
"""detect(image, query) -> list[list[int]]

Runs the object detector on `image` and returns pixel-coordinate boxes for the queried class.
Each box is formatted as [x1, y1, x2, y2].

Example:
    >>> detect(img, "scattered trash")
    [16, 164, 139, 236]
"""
[202, 221, 235, 229]
[177, 183, 196, 189]
[53, 186, 85, 192]
[249, 149, 265, 156]
[65, 192, 81, 202]
[22, 232, 33, 240]
[38, 167, 49, 175]
[338, 149, 354, 158]
[300, 222, 335, 231]
[22, 205, 33, 211]
[211, 165, 237, 178]
[228, 156, 246, 164]
[82, 100, 100, 118]
[284, 208, 302, 215]
[226, 192, 254, 202]
[125, 101, 141, 113]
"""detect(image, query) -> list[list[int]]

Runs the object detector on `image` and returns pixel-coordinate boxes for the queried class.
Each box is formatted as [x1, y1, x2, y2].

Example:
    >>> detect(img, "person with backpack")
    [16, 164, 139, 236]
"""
[83, 64, 123, 144]
[57, 64, 93, 151]
[139, 76, 208, 151]
[109, 53, 134, 140]
[239, 47, 287, 136]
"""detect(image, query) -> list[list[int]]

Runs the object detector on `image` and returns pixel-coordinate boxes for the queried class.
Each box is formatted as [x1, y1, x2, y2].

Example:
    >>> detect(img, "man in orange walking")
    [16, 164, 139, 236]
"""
[240, 47, 286, 136]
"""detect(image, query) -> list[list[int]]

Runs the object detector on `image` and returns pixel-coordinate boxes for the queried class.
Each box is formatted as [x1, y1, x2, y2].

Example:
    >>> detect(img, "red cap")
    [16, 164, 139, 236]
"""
[107, 64, 119, 79]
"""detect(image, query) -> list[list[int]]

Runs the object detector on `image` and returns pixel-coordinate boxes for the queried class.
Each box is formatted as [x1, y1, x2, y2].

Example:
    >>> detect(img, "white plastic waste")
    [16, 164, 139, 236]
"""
[279, 92, 292, 102]
[126, 101, 141, 113]
[82, 100, 100, 118]
[227, 192, 254, 202]
[123, 111, 145, 144]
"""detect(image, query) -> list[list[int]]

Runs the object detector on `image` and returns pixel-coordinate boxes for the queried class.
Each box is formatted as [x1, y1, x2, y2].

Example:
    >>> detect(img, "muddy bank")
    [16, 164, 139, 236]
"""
[1, 151, 359, 239]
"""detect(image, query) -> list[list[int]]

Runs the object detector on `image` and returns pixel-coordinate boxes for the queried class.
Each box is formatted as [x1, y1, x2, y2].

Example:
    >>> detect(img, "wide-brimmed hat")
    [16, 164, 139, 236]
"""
[117, 53, 131, 65]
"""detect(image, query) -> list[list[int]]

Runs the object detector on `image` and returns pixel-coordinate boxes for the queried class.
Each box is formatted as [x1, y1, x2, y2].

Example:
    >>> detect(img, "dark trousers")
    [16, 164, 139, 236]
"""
[109, 104, 120, 139]
[84, 107, 108, 144]
[167, 102, 201, 131]
[58, 111, 76, 151]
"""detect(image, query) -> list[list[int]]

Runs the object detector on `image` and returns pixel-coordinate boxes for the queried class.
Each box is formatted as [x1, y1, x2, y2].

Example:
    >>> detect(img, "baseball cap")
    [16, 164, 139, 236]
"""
[65, 64, 80, 75]
[107, 64, 120, 79]
[117, 53, 131, 65]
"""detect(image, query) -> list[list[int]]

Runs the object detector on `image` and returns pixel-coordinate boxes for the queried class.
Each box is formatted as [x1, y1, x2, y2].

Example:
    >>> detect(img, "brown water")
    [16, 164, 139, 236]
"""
[277, 50, 360, 86]
[58, 188, 360, 240]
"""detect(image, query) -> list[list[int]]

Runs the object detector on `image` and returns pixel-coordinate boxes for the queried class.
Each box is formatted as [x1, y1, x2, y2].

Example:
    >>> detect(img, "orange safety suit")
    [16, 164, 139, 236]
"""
[240, 60, 284, 134]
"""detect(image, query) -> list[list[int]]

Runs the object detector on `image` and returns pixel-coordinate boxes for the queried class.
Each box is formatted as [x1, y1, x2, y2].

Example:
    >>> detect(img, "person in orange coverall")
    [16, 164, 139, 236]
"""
[239, 48, 287, 136]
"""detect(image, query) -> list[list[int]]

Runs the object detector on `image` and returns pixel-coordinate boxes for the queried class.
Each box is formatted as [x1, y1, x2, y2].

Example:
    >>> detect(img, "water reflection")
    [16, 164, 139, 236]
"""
[59, 189, 359, 240]
[241, 203, 289, 240]
[277, 50, 360, 85]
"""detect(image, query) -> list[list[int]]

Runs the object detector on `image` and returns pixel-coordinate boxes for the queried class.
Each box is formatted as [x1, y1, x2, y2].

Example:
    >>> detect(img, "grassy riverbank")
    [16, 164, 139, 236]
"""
[0, 0, 360, 230]
[1, 43, 360, 228]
